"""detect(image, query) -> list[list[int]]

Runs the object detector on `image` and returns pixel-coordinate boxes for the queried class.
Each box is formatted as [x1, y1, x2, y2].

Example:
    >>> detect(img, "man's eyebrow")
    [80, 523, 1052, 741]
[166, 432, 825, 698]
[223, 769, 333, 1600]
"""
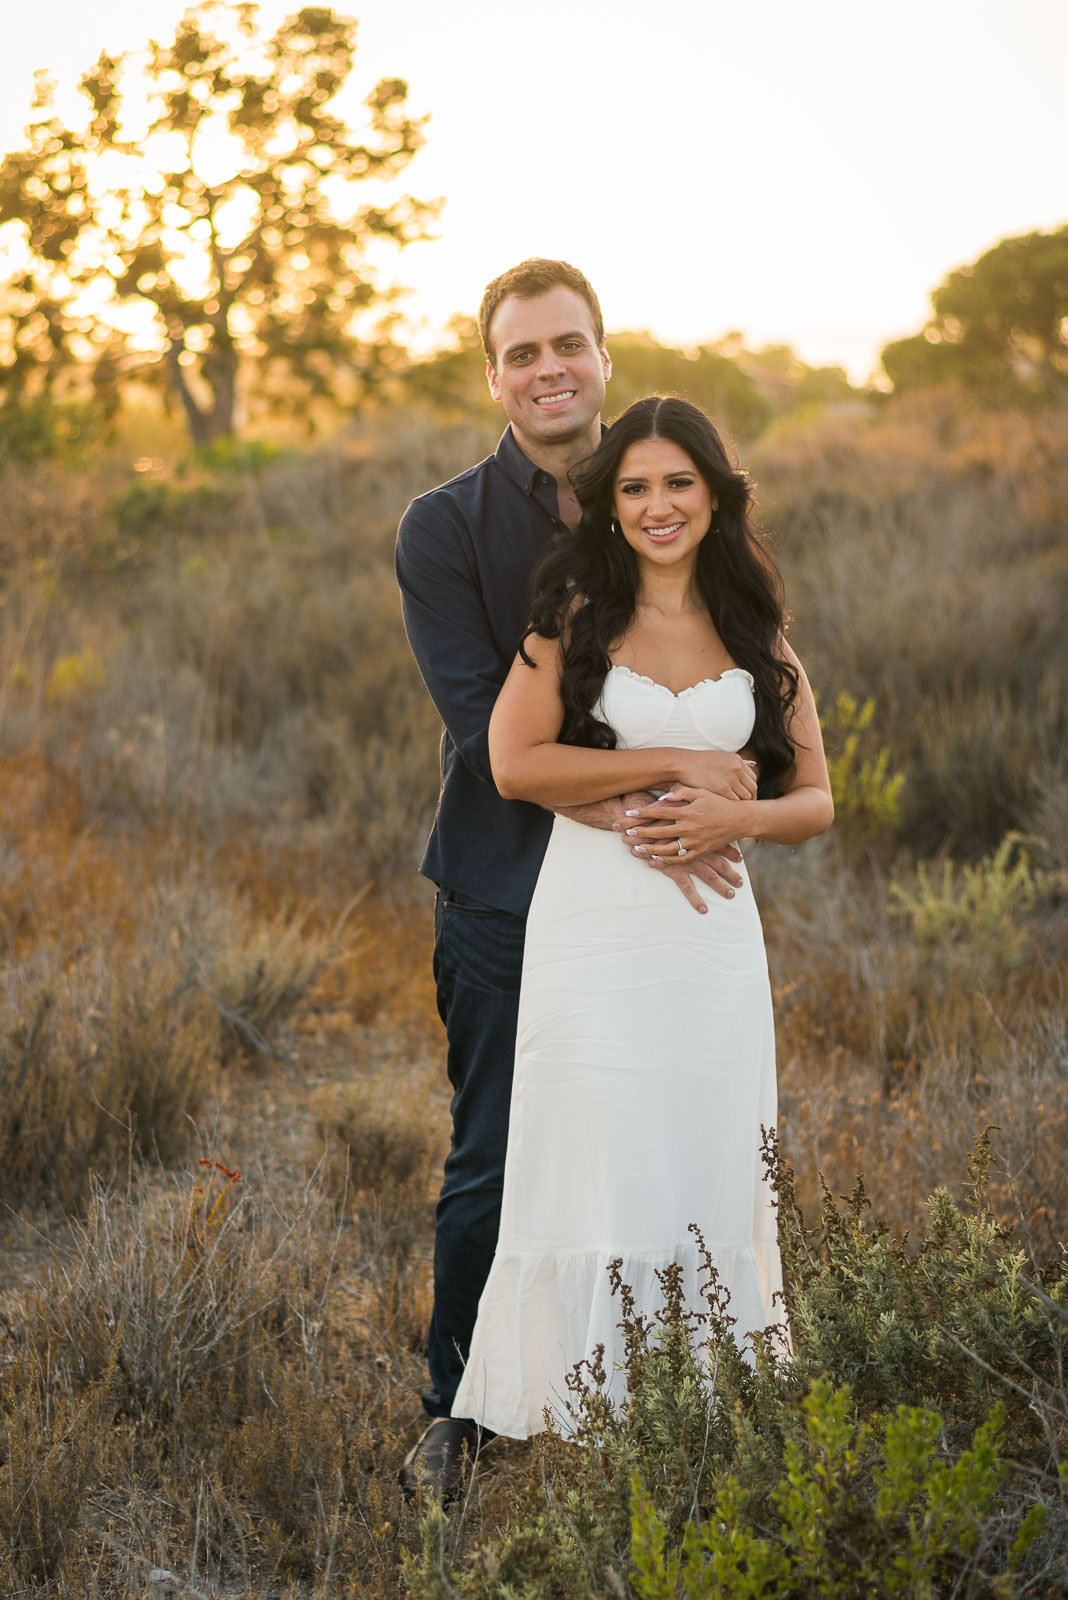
[499, 329, 591, 359]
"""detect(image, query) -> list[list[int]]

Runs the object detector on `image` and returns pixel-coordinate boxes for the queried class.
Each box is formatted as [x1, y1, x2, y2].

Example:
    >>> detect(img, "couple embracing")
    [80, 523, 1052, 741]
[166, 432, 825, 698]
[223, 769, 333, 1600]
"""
[395, 260, 833, 1497]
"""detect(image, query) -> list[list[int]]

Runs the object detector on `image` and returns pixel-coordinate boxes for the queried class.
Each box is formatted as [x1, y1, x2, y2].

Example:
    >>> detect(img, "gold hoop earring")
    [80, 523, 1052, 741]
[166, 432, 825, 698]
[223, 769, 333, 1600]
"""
[610, 517, 621, 536]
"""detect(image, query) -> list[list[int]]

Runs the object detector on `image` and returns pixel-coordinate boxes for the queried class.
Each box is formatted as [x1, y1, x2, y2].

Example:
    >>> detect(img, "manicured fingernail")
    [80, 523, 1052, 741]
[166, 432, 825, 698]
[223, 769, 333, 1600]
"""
[625, 827, 638, 836]
[633, 845, 648, 855]
[625, 809, 640, 817]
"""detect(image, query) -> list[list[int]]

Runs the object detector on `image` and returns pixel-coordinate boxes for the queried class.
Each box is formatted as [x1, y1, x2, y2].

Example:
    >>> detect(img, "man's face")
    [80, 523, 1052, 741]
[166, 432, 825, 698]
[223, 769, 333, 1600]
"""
[485, 286, 611, 453]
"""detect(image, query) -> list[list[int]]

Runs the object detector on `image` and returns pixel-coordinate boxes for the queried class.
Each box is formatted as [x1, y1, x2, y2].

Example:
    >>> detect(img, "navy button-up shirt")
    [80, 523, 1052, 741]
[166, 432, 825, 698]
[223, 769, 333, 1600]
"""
[396, 427, 568, 915]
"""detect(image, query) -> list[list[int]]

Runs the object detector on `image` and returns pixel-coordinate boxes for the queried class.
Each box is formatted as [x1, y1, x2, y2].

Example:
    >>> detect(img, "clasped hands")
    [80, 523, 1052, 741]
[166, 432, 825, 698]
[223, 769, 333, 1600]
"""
[613, 752, 758, 915]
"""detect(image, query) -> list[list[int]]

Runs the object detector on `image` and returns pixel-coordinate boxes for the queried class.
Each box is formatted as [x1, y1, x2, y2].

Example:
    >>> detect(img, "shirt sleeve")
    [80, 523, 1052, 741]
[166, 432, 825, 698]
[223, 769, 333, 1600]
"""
[395, 493, 506, 788]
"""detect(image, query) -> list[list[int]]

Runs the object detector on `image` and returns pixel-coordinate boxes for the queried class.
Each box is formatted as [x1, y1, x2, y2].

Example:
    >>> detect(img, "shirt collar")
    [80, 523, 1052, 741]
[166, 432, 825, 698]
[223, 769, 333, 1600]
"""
[494, 423, 608, 498]
[494, 426, 545, 497]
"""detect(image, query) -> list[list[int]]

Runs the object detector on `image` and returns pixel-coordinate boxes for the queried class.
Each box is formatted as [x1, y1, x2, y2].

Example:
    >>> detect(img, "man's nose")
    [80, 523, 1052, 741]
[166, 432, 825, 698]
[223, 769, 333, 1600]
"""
[535, 346, 565, 376]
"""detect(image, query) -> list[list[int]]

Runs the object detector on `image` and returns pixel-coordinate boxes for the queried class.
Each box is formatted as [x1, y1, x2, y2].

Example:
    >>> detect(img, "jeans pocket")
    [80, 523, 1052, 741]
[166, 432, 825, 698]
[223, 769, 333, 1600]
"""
[436, 898, 526, 997]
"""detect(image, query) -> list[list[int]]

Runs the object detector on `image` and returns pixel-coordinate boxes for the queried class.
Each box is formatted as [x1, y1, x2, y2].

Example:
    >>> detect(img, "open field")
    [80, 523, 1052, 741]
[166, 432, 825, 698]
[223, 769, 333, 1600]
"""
[0, 393, 1065, 1595]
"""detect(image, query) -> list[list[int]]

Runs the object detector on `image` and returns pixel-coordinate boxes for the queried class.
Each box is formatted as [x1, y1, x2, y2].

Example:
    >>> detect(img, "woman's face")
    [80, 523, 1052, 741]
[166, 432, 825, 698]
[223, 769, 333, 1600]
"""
[611, 437, 716, 573]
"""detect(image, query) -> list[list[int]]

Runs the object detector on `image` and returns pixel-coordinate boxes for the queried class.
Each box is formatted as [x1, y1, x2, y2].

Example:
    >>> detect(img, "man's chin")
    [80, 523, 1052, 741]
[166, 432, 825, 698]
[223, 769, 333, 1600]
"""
[524, 406, 598, 443]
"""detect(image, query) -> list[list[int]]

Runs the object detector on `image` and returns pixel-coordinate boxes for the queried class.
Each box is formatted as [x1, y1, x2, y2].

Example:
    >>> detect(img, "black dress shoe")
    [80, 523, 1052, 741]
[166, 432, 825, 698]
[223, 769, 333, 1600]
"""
[398, 1417, 481, 1501]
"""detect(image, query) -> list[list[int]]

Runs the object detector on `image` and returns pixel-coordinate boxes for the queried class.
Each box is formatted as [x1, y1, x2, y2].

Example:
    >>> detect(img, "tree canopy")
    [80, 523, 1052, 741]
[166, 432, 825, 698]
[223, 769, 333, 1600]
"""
[0, 2, 434, 443]
[881, 225, 1068, 403]
[402, 320, 857, 444]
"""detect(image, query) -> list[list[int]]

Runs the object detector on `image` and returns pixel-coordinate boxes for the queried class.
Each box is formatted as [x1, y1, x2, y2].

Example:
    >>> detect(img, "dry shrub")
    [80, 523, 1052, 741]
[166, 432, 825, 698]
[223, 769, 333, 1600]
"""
[753, 397, 1068, 853]
[26, 1162, 338, 1426]
[219, 1351, 348, 1580]
[312, 1077, 439, 1359]
[0, 459, 113, 570]
[200, 900, 347, 1066]
[314, 1081, 437, 1200]
[0, 948, 217, 1212]
[0, 1353, 108, 1590]
[753, 838, 1067, 1239]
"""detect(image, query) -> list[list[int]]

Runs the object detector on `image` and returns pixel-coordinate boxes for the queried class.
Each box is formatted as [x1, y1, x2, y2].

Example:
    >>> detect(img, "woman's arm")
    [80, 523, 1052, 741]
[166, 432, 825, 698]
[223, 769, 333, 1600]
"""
[489, 633, 757, 807]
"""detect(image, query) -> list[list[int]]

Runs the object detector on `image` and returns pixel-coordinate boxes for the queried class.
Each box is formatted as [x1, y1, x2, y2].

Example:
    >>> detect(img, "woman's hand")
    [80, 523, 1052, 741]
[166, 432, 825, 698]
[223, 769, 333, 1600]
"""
[614, 786, 752, 859]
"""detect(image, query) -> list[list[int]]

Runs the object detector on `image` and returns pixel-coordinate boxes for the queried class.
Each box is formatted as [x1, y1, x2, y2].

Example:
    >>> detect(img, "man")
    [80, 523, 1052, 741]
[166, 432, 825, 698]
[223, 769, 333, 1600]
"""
[395, 260, 744, 1496]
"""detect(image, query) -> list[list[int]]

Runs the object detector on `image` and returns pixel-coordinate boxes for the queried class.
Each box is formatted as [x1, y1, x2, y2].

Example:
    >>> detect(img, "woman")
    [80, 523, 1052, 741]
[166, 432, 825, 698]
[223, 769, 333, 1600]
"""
[451, 397, 833, 1439]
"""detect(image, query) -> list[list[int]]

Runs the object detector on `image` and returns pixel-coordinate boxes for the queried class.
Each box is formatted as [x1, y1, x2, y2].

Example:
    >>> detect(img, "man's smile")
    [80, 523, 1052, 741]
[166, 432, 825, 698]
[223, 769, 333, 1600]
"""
[533, 390, 576, 406]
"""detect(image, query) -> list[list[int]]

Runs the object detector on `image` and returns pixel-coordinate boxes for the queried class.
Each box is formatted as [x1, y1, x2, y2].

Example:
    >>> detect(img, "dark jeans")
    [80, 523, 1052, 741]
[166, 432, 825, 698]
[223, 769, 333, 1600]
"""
[423, 887, 526, 1419]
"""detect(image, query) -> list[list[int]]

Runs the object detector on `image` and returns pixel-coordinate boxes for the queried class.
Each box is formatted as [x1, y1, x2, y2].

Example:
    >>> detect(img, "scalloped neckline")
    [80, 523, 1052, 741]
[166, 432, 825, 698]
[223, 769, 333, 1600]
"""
[607, 662, 755, 699]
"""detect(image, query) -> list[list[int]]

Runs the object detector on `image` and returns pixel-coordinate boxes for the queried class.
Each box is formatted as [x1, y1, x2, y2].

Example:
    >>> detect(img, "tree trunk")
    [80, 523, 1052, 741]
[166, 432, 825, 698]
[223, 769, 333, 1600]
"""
[165, 338, 237, 446]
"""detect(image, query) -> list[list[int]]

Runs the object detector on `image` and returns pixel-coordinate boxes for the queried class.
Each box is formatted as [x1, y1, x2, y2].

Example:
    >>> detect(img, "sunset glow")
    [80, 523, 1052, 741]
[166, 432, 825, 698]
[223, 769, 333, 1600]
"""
[6, 0, 1068, 380]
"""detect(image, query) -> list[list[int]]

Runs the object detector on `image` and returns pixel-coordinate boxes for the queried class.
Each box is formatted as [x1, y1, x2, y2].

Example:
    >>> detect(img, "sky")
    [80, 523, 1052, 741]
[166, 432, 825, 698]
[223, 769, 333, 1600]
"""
[4, 0, 1067, 381]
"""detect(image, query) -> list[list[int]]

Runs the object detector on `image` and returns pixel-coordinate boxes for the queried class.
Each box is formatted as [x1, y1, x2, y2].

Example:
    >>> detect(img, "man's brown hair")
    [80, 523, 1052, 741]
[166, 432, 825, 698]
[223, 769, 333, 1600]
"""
[478, 259, 604, 365]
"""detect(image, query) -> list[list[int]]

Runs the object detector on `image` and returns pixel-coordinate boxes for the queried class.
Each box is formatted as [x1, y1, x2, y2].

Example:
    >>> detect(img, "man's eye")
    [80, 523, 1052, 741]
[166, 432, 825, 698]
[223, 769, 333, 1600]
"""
[510, 352, 533, 364]
[560, 341, 582, 352]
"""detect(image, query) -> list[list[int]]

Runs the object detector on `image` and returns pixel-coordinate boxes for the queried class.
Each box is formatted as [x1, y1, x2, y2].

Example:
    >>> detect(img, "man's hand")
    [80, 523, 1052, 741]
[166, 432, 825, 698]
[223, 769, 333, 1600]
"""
[642, 848, 745, 914]
[555, 791, 744, 909]
[554, 792, 658, 832]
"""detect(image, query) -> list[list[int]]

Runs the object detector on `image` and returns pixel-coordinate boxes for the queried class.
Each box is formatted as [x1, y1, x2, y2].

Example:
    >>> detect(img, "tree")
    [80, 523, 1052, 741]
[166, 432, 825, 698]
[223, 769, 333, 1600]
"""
[881, 224, 1068, 403]
[0, 3, 434, 444]
[399, 322, 859, 444]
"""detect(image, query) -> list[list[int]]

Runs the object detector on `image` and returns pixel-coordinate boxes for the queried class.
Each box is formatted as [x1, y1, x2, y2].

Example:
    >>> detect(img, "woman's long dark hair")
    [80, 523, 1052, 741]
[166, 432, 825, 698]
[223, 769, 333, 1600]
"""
[523, 396, 800, 795]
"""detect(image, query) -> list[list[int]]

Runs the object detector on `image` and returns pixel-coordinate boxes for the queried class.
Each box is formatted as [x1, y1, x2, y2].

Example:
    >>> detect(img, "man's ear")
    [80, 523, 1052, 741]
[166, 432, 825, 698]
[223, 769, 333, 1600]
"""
[600, 343, 612, 383]
[486, 359, 502, 402]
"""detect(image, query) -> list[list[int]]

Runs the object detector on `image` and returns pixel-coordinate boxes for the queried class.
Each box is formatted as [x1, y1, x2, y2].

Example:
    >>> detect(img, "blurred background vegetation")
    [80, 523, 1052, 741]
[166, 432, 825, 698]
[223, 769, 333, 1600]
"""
[0, 4, 1065, 1596]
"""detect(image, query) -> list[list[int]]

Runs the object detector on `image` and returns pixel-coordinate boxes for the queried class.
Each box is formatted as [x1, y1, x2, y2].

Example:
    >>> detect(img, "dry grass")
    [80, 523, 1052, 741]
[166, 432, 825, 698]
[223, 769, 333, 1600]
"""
[0, 401, 1063, 1594]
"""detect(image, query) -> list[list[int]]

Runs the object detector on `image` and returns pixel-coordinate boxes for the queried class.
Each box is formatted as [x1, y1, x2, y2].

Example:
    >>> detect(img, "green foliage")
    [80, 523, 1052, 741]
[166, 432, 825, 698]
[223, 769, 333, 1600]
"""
[44, 645, 104, 703]
[189, 434, 286, 475]
[889, 831, 1055, 969]
[881, 224, 1068, 403]
[0, 392, 110, 463]
[819, 689, 906, 834]
[410, 1135, 1068, 1599]
[605, 331, 773, 440]
[105, 473, 238, 543]
[0, 3, 435, 443]
[399, 319, 861, 443]
[631, 1387, 1027, 1599]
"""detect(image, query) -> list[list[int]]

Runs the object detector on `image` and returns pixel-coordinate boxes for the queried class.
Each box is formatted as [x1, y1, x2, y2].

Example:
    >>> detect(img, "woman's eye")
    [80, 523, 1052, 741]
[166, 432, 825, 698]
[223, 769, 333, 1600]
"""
[620, 484, 645, 495]
[669, 478, 694, 489]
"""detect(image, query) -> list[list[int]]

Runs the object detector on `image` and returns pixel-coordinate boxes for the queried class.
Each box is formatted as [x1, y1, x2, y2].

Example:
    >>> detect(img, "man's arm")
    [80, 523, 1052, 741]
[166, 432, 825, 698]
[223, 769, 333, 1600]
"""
[396, 495, 505, 786]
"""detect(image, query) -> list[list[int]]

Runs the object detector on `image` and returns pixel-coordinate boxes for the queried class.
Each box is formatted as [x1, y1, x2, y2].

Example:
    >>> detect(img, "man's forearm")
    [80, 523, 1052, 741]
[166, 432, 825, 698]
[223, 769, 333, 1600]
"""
[553, 791, 658, 832]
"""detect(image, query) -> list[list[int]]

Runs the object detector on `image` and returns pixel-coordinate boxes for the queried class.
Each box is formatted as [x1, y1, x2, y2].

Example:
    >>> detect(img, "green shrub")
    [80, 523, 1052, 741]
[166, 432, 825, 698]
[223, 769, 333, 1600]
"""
[630, 1386, 1038, 1598]
[819, 689, 906, 836]
[408, 1135, 1068, 1599]
[889, 831, 1057, 969]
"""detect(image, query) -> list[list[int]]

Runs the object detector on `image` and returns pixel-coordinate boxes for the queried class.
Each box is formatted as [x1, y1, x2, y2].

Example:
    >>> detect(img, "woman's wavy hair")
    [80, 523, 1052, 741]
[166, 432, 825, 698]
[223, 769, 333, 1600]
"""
[523, 395, 800, 794]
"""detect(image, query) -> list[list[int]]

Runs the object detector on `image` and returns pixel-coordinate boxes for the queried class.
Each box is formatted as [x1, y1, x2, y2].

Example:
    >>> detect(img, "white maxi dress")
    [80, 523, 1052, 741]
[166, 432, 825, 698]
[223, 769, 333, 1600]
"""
[452, 664, 786, 1438]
